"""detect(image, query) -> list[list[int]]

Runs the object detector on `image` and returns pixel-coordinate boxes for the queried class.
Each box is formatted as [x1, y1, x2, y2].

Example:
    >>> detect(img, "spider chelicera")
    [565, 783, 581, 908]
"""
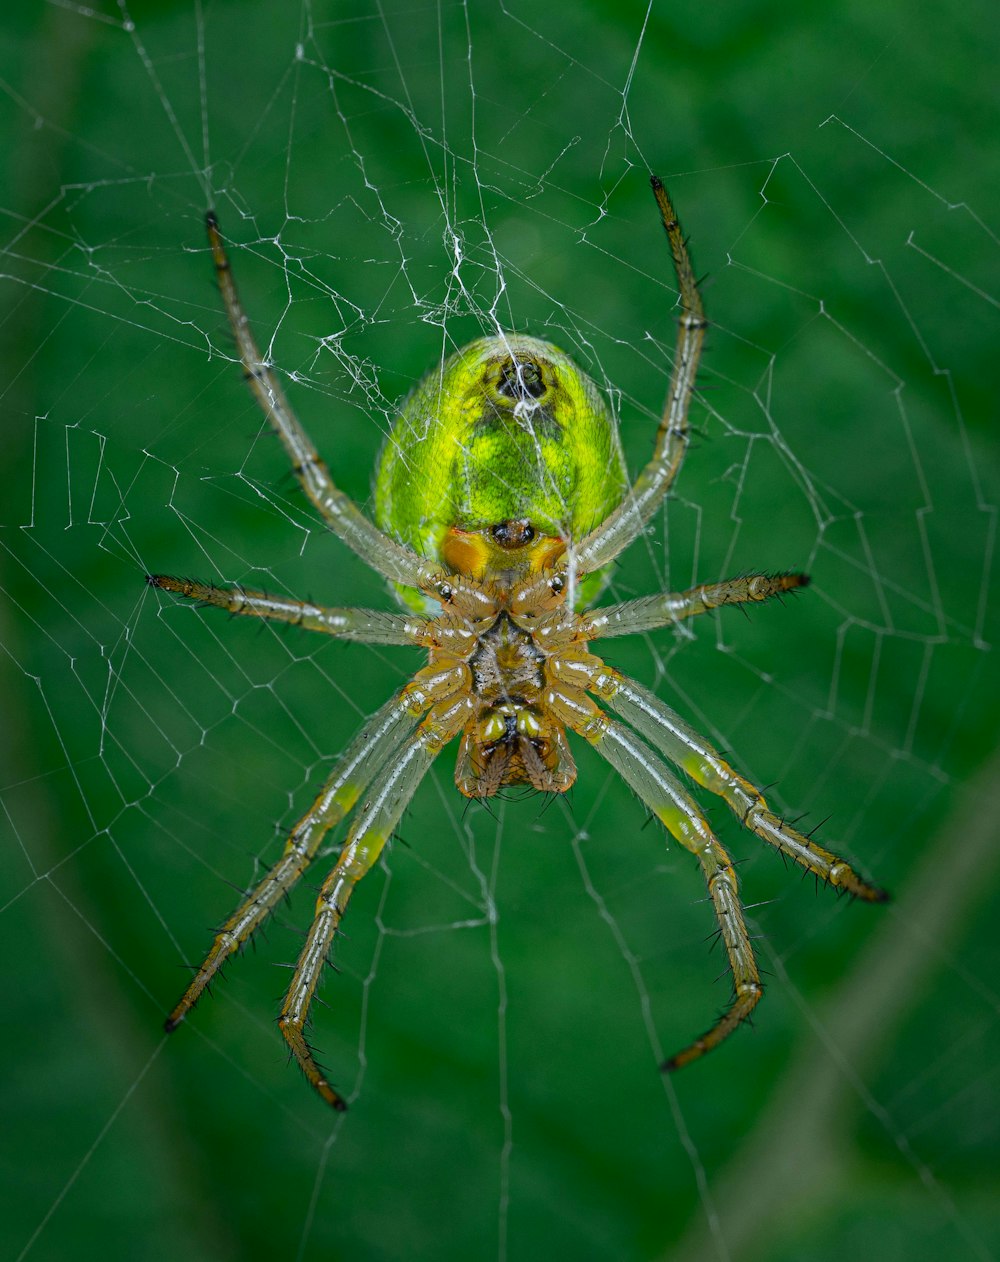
[151, 178, 888, 1111]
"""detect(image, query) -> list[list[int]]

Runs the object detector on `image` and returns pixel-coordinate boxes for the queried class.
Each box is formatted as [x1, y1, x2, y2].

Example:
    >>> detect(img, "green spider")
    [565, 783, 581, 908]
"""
[151, 178, 887, 1111]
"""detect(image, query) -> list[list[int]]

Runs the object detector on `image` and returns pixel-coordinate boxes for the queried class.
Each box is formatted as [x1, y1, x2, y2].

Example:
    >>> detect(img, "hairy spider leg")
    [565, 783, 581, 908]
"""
[205, 213, 493, 618]
[279, 693, 472, 1110]
[548, 684, 762, 1070]
[578, 665, 889, 901]
[147, 574, 431, 645]
[582, 572, 810, 639]
[572, 177, 708, 575]
[164, 691, 424, 1032]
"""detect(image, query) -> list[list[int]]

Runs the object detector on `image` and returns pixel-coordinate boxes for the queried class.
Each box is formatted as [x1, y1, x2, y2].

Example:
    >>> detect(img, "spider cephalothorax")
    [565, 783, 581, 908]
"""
[152, 180, 887, 1112]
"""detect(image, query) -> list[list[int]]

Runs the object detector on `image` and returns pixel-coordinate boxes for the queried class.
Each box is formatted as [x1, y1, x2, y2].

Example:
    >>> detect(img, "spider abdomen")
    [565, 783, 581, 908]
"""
[374, 334, 629, 614]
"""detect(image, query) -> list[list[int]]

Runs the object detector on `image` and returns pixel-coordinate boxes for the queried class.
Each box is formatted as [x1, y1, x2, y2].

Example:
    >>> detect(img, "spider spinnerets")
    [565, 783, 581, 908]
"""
[151, 178, 887, 1112]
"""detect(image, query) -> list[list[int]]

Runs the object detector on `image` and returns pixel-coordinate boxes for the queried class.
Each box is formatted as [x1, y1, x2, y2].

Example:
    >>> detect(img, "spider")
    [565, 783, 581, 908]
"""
[151, 178, 888, 1111]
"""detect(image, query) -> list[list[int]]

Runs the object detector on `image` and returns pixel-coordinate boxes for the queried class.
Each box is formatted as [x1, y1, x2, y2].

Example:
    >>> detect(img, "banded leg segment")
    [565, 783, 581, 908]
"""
[164, 691, 422, 1033]
[582, 572, 809, 640]
[550, 686, 762, 1071]
[205, 213, 490, 614]
[588, 668, 888, 901]
[573, 178, 707, 575]
[147, 574, 431, 645]
[279, 694, 471, 1110]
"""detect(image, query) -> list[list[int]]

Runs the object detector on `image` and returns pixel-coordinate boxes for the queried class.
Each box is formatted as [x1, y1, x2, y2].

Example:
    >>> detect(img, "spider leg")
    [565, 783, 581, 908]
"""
[147, 574, 433, 645]
[549, 684, 761, 1070]
[205, 214, 489, 614]
[582, 572, 810, 640]
[581, 666, 888, 901]
[279, 693, 471, 1110]
[164, 690, 425, 1033]
[571, 178, 707, 574]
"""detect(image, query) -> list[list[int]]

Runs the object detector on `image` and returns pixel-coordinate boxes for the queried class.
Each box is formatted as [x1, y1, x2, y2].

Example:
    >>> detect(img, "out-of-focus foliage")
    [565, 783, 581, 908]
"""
[1, 3, 997, 1260]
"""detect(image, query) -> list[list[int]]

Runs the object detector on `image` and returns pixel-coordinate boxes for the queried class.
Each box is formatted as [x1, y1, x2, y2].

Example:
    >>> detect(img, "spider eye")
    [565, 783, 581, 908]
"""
[497, 357, 546, 401]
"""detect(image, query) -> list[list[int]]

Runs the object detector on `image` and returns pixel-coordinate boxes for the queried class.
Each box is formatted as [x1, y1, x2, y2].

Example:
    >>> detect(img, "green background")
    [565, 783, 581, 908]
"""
[2, 1, 998, 1260]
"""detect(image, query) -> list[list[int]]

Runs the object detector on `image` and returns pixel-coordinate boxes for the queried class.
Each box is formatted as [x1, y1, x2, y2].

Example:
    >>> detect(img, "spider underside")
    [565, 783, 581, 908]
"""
[152, 179, 887, 1112]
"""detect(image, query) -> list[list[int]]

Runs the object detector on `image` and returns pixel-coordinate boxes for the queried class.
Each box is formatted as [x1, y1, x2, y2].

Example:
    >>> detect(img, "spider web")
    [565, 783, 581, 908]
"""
[2, 2, 998, 1260]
